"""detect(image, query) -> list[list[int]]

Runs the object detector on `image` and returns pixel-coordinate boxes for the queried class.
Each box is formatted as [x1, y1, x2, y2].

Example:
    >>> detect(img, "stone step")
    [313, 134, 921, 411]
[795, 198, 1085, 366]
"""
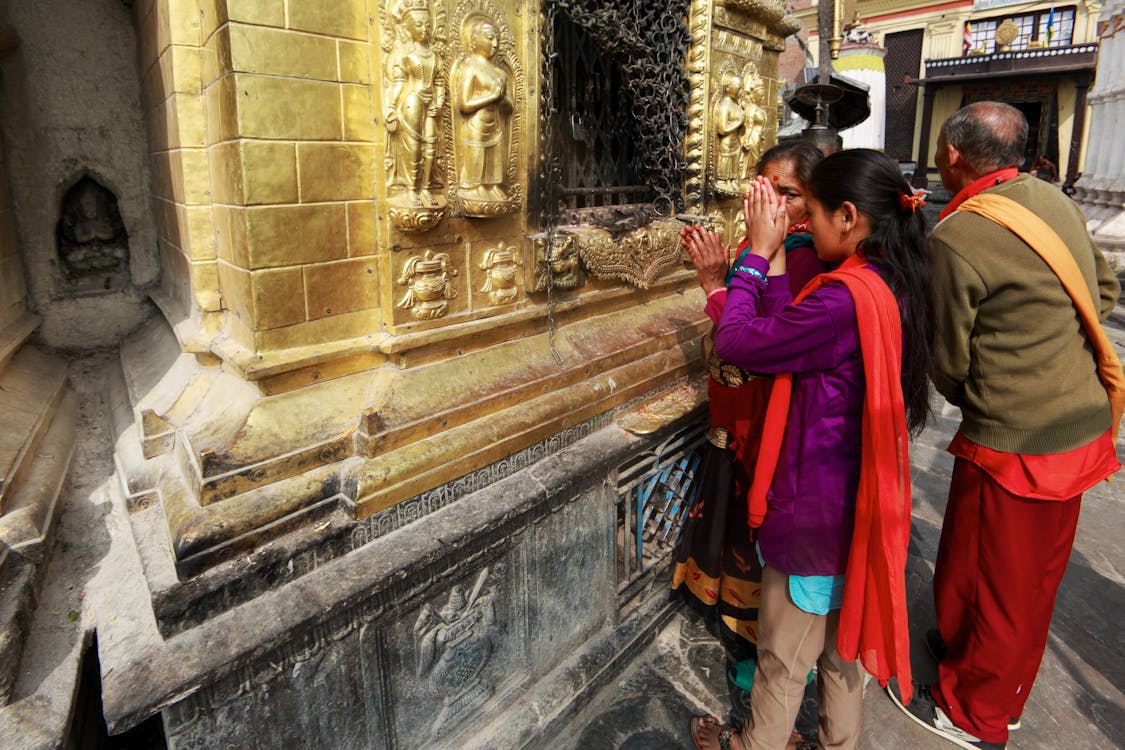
[0, 345, 68, 513]
[0, 389, 78, 706]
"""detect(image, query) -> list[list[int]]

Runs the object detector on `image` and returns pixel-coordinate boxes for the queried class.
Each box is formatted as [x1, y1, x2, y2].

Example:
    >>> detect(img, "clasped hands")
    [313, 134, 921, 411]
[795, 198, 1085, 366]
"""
[680, 176, 789, 295]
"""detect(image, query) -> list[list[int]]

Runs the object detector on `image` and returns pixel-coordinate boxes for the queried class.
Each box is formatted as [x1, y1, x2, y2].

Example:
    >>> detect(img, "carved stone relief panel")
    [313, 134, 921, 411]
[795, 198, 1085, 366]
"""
[382, 0, 449, 232]
[448, 0, 522, 218]
[56, 175, 131, 292]
[385, 554, 527, 748]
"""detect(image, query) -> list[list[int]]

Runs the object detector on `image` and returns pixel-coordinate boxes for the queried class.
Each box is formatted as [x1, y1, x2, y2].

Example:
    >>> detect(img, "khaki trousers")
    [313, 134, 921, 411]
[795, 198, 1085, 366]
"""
[737, 565, 864, 750]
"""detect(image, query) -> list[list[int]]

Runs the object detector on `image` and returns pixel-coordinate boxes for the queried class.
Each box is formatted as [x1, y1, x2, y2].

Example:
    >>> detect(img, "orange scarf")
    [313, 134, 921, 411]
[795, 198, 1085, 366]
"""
[747, 254, 914, 700]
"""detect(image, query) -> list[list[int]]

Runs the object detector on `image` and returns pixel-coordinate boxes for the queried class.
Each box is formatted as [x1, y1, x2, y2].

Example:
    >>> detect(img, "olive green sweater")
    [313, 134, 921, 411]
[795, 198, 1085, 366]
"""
[930, 174, 1120, 453]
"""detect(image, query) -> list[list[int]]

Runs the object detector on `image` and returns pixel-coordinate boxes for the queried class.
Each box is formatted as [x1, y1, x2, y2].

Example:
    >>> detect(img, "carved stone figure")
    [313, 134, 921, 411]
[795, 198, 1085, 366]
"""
[712, 69, 745, 197]
[479, 241, 521, 305]
[454, 16, 511, 215]
[413, 568, 498, 733]
[397, 249, 458, 319]
[385, 0, 447, 230]
[56, 176, 129, 282]
[739, 66, 767, 181]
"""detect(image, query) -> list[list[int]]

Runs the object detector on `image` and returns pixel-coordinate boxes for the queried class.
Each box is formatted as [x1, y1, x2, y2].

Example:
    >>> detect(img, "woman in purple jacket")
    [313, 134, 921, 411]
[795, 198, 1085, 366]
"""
[688, 149, 934, 750]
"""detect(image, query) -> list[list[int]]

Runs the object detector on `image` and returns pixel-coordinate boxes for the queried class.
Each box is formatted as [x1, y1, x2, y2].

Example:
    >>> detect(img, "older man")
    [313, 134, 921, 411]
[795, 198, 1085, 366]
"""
[888, 101, 1120, 749]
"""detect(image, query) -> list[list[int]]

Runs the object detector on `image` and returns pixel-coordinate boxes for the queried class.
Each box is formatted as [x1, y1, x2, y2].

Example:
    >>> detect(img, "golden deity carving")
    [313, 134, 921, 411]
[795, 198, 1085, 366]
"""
[712, 67, 746, 197]
[529, 234, 584, 292]
[384, 0, 448, 232]
[479, 241, 521, 305]
[568, 219, 686, 290]
[397, 249, 459, 319]
[452, 14, 513, 216]
[739, 66, 767, 181]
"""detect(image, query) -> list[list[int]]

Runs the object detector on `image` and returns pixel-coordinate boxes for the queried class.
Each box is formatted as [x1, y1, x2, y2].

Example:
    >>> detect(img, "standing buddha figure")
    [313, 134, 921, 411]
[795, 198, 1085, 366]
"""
[454, 17, 510, 214]
[385, 0, 444, 208]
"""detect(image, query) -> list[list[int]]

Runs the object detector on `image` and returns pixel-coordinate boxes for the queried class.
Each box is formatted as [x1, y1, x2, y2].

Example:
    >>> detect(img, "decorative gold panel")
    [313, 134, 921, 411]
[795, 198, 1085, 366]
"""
[478, 241, 521, 306]
[448, 0, 522, 217]
[527, 233, 584, 293]
[563, 219, 686, 290]
[397, 249, 459, 319]
[382, 0, 449, 231]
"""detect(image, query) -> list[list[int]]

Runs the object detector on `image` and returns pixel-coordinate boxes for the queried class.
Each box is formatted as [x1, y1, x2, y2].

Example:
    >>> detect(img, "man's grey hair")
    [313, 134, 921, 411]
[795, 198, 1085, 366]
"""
[940, 102, 1028, 174]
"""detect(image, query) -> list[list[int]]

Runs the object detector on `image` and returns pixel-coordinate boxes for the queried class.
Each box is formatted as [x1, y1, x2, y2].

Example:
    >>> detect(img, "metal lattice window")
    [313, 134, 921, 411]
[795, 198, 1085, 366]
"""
[614, 419, 707, 611]
[551, 12, 652, 210]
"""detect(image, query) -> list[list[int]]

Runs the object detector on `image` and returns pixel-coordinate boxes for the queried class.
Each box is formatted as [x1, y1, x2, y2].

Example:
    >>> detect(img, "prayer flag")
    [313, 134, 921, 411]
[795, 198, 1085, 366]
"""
[962, 21, 973, 55]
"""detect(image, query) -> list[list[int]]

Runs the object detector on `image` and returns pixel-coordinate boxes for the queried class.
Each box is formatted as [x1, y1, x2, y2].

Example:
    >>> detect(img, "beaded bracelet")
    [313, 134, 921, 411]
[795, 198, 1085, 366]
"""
[732, 264, 768, 286]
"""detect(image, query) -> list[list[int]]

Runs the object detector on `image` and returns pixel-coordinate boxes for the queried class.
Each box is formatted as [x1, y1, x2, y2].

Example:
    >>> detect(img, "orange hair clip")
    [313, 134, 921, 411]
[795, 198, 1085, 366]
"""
[899, 189, 926, 214]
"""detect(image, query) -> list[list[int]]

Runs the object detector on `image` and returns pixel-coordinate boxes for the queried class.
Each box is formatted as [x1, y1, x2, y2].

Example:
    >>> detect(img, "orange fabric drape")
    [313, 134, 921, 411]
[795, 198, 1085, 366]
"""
[956, 193, 1125, 437]
[745, 254, 914, 700]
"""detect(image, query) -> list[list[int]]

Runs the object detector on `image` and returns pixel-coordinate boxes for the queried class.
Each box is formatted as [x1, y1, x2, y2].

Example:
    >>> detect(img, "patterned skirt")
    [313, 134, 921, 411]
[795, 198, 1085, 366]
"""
[670, 426, 764, 663]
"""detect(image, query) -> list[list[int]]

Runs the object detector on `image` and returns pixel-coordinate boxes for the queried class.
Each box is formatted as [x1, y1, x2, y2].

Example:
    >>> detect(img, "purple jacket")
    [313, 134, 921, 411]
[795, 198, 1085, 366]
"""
[714, 254, 866, 576]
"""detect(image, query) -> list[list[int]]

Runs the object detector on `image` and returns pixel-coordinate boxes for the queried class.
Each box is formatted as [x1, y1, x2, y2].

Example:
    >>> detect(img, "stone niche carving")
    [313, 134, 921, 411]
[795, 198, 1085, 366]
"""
[397, 249, 459, 319]
[450, 1, 522, 217]
[478, 241, 521, 305]
[414, 566, 498, 736]
[383, 0, 448, 232]
[55, 175, 130, 289]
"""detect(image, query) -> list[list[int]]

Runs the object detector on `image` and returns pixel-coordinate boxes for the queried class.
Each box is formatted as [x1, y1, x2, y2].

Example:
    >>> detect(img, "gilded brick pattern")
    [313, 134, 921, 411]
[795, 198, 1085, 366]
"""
[201, 2, 381, 352]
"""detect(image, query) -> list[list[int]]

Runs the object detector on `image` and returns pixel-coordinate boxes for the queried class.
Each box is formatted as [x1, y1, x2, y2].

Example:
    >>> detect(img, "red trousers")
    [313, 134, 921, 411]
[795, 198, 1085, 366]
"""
[931, 458, 1082, 744]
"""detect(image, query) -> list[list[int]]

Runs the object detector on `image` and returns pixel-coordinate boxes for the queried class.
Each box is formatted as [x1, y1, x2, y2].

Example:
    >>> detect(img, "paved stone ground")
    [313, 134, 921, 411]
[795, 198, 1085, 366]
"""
[549, 307, 1125, 750]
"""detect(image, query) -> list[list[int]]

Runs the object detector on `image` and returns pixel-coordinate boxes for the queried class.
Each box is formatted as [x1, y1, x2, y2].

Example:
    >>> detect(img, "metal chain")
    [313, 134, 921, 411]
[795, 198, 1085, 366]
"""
[540, 1, 564, 365]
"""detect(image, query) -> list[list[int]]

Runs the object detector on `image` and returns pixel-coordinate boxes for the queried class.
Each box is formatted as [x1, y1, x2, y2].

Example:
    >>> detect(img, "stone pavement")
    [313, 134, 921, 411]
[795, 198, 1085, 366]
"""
[548, 307, 1125, 750]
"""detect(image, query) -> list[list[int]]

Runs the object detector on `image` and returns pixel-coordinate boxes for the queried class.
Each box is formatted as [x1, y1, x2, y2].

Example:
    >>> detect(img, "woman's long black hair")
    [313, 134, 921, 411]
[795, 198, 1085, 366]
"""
[807, 149, 934, 435]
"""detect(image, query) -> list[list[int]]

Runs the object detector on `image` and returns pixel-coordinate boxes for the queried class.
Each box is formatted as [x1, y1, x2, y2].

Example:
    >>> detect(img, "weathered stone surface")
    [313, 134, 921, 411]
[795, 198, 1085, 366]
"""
[97, 383, 704, 748]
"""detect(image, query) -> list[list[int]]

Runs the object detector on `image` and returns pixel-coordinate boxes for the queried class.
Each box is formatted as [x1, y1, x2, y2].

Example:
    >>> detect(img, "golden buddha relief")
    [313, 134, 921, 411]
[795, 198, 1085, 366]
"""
[449, 1, 521, 217]
[712, 65, 746, 198]
[397, 249, 459, 319]
[479, 241, 521, 306]
[383, 0, 448, 231]
[739, 65, 767, 180]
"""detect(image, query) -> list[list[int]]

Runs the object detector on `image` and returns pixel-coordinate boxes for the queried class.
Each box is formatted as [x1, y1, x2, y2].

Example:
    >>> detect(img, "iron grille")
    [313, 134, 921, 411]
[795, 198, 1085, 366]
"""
[543, 0, 691, 217]
[614, 418, 707, 610]
[552, 13, 651, 210]
[883, 30, 924, 164]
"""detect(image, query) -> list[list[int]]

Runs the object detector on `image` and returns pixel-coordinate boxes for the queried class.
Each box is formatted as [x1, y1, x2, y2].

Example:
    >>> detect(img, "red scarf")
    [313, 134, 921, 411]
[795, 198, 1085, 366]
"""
[938, 167, 1019, 220]
[746, 254, 914, 700]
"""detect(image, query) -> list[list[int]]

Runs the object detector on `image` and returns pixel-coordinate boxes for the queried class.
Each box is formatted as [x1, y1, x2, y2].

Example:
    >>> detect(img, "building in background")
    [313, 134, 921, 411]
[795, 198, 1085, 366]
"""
[784, 0, 1103, 188]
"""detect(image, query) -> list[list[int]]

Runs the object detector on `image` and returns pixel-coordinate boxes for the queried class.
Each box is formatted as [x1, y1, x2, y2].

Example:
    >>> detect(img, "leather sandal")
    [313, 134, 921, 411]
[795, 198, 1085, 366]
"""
[690, 715, 740, 750]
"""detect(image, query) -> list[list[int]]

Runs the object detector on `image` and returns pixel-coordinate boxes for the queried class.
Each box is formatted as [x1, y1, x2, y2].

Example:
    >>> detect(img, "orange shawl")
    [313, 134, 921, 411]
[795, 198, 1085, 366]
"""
[747, 254, 914, 700]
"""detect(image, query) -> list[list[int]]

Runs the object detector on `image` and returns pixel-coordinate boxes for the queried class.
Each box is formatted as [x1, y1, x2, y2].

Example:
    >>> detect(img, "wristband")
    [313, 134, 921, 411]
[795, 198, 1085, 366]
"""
[732, 265, 768, 286]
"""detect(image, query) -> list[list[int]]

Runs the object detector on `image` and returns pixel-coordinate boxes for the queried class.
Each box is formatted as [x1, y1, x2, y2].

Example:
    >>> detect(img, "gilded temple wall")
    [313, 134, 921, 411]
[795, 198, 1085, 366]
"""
[0, 0, 803, 743]
[102, 0, 799, 576]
